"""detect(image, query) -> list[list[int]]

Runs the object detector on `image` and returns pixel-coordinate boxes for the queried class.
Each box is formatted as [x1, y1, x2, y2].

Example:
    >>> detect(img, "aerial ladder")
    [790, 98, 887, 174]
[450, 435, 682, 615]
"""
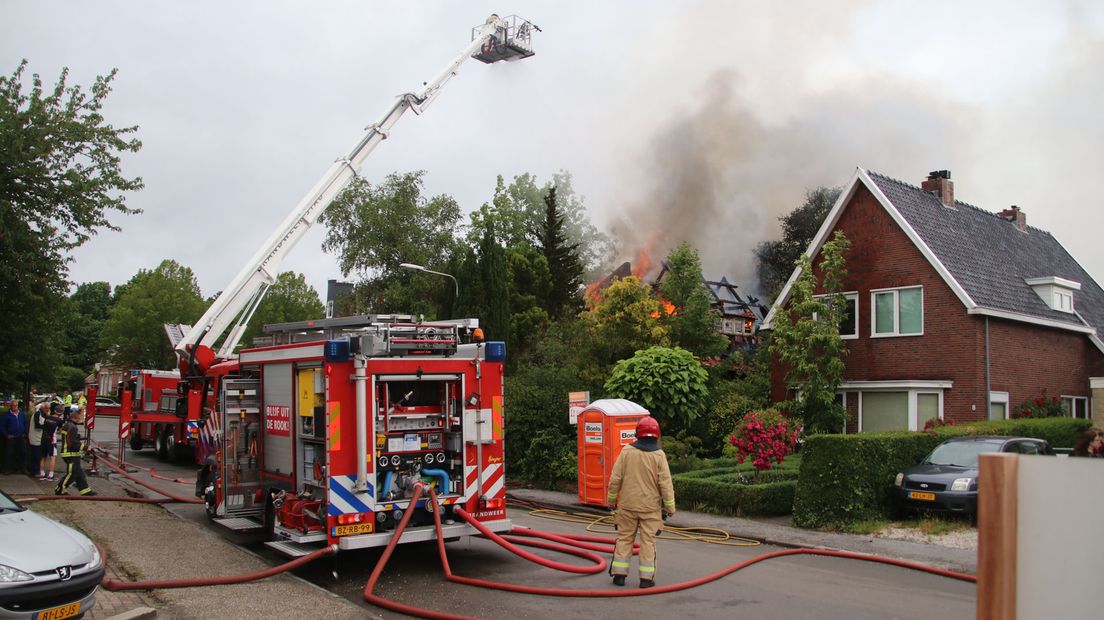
[167, 14, 538, 385]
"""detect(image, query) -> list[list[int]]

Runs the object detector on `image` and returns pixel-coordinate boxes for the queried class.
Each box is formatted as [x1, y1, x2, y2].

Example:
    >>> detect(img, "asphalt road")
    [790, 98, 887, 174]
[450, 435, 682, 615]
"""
[90, 415, 976, 619]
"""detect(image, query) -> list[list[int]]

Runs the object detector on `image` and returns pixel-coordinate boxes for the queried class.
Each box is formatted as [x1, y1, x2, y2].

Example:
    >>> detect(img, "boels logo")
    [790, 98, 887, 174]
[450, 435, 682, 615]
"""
[584, 423, 602, 434]
[620, 429, 636, 444]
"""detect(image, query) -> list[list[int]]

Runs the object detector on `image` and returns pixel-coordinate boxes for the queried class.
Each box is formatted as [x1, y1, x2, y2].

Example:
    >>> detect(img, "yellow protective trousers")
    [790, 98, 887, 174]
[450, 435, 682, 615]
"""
[611, 508, 663, 580]
[55, 455, 92, 495]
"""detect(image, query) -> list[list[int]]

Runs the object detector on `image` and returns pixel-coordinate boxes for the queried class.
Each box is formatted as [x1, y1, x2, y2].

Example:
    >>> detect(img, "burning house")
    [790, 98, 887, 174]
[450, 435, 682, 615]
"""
[585, 257, 767, 354]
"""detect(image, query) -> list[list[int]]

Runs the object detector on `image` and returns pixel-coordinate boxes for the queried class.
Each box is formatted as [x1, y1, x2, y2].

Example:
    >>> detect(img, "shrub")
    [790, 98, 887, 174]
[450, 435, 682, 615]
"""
[792, 417, 1092, 528]
[1013, 393, 1065, 418]
[673, 475, 797, 517]
[604, 346, 709, 434]
[923, 417, 956, 431]
[729, 409, 800, 475]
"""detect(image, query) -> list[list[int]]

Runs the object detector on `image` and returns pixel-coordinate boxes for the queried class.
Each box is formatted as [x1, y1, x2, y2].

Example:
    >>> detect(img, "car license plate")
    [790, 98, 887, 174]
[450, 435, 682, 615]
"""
[34, 601, 81, 620]
[908, 491, 936, 501]
[334, 523, 373, 537]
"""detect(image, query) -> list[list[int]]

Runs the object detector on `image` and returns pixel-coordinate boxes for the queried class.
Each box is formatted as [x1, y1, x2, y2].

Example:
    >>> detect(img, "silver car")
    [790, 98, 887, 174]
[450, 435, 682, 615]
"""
[0, 490, 103, 619]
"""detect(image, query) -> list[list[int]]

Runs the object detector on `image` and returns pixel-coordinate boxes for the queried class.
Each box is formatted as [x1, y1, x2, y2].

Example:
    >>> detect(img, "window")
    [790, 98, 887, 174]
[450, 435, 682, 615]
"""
[989, 391, 1009, 421]
[871, 286, 923, 336]
[814, 292, 858, 339]
[1054, 290, 1073, 313]
[854, 387, 945, 432]
[1061, 396, 1089, 419]
[1025, 277, 1080, 313]
[861, 392, 909, 432]
[917, 393, 940, 428]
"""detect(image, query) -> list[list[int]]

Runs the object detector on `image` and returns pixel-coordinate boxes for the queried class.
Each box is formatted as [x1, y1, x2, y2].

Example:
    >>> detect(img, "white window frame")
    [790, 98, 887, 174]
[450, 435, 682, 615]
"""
[1054, 290, 1073, 313]
[870, 285, 924, 337]
[989, 391, 1010, 420]
[856, 388, 944, 432]
[813, 291, 858, 340]
[1061, 395, 1089, 419]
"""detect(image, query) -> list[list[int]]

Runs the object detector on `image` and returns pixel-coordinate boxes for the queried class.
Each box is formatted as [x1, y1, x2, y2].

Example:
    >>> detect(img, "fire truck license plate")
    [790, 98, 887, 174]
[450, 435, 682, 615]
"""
[35, 601, 81, 620]
[334, 523, 373, 537]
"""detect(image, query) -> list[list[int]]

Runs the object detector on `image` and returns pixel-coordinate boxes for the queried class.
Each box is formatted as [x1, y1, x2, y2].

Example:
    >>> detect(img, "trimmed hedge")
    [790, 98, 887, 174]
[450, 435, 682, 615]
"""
[674, 478, 797, 517]
[673, 469, 798, 517]
[792, 417, 1092, 528]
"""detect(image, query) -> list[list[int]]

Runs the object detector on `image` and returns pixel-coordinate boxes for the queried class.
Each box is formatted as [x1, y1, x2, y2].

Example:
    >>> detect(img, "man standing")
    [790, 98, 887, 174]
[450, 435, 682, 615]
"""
[606, 416, 676, 588]
[1, 400, 27, 474]
[55, 407, 96, 496]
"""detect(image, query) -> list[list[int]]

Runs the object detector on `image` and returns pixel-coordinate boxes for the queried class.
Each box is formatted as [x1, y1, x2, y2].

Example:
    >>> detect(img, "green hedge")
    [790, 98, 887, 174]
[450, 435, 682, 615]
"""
[792, 417, 1092, 528]
[674, 476, 797, 517]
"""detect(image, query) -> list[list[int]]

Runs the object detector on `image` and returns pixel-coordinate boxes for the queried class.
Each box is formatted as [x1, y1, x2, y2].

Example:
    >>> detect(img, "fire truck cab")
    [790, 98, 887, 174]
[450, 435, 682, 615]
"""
[202, 315, 510, 556]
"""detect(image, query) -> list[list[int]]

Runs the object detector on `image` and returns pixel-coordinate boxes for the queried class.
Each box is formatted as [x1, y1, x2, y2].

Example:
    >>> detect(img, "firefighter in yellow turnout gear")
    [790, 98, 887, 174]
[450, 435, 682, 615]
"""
[54, 407, 96, 496]
[606, 416, 675, 588]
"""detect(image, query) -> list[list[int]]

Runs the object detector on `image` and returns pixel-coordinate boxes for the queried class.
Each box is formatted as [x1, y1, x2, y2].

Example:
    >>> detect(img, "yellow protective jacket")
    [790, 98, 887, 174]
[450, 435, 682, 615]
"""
[606, 443, 675, 514]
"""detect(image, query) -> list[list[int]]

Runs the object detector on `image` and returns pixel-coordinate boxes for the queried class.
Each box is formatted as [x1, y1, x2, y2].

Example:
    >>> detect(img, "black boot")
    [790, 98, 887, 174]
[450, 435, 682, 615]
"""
[639, 579, 655, 589]
[612, 575, 626, 586]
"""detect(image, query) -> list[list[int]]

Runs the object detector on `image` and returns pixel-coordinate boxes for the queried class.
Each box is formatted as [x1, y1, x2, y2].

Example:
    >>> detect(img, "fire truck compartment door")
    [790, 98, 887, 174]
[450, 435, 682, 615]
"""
[263, 363, 294, 476]
[463, 408, 493, 444]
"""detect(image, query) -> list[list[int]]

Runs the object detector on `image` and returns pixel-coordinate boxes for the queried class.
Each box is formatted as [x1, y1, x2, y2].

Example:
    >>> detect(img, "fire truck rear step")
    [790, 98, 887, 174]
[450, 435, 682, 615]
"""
[213, 517, 264, 532]
[264, 540, 320, 558]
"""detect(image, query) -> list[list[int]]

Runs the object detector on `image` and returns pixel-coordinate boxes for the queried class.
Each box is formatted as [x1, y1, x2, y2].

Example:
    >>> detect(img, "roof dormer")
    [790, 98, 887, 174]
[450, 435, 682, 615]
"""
[1025, 276, 1080, 313]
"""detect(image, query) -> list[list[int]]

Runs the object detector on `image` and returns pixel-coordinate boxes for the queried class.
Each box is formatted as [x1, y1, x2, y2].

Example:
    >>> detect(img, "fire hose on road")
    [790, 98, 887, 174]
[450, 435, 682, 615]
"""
[359, 484, 977, 619]
[17, 471, 977, 618]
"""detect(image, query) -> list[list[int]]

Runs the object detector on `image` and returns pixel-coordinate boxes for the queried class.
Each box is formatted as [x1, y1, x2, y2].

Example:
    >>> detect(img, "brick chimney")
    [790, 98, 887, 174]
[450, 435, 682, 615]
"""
[998, 205, 1028, 232]
[921, 170, 955, 208]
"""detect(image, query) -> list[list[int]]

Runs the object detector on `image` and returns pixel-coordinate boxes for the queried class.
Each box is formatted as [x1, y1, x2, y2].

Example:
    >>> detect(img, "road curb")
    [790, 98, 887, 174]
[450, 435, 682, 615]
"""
[102, 607, 158, 620]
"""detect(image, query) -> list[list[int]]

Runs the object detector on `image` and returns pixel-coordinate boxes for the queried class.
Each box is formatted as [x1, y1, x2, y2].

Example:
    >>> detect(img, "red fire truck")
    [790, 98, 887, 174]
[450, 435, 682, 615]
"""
[160, 16, 536, 555]
[89, 369, 202, 461]
[195, 315, 510, 556]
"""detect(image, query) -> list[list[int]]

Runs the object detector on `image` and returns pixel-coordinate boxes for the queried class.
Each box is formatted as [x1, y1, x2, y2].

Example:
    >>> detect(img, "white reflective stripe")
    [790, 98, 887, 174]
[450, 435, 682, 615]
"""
[483, 463, 504, 498]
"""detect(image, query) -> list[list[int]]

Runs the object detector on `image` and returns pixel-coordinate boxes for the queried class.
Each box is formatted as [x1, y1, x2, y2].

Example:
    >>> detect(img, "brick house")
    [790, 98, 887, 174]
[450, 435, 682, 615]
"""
[762, 168, 1104, 432]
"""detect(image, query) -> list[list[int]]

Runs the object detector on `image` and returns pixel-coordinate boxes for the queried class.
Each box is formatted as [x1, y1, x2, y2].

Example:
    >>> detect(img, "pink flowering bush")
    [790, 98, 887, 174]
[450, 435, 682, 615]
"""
[729, 409, 801, 477]
[923, 417, 957, 431]
[1013, 393, 1064, 419]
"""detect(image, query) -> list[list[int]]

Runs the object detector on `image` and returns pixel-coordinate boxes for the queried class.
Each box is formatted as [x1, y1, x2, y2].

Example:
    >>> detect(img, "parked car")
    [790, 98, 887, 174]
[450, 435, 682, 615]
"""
[0, 490, 103, 619]
[93, 397, 118, 408]
[893, 436, 1054, 517]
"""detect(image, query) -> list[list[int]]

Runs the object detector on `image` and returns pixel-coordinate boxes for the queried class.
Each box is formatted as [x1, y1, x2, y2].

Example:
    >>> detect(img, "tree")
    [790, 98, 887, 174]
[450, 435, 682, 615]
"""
[534, 186, 584, 318]
[503, 320, 594, 486]
[100, 260, 207, 369]
[706, 344, 772, 444]
[321, 171, 462, 315]
[658, 243, 727, 358]
[580, 276, 668, 383]
[0, 60, 142, 395]
[770, 230, 851, 434]
[468, 172, 612, 275]
[548, 171, 614, 275]
[477, 219, 510, 342]
[467, 174, 543, 249]
[754, 187, 840, 301]
[604, 346, 710, 435]
[504, 244, 551, 359]
[62, 281, 113, 371]
[241, 272, 325, 346]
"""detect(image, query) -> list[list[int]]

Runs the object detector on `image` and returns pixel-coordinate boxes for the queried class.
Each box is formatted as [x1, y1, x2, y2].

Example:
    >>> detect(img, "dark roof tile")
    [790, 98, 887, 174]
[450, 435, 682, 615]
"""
[866, 171, 1104, 336]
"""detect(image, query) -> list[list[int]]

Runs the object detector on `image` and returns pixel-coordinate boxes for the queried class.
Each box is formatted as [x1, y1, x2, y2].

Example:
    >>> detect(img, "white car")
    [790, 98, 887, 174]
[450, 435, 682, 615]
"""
[0, 490, 103, 619]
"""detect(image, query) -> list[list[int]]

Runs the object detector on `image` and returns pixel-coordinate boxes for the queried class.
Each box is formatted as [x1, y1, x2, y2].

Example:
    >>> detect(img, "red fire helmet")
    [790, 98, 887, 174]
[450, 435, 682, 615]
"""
[635, 416, 660, 439]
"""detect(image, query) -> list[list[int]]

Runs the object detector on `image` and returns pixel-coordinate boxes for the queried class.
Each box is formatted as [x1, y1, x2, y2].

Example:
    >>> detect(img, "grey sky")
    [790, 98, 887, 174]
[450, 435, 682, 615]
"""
[3, 1, 1103, 304]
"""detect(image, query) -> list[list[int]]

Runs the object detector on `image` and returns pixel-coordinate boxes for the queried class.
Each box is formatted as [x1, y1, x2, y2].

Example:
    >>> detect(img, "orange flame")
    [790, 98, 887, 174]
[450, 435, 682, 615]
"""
[651, 297, 677, 318]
